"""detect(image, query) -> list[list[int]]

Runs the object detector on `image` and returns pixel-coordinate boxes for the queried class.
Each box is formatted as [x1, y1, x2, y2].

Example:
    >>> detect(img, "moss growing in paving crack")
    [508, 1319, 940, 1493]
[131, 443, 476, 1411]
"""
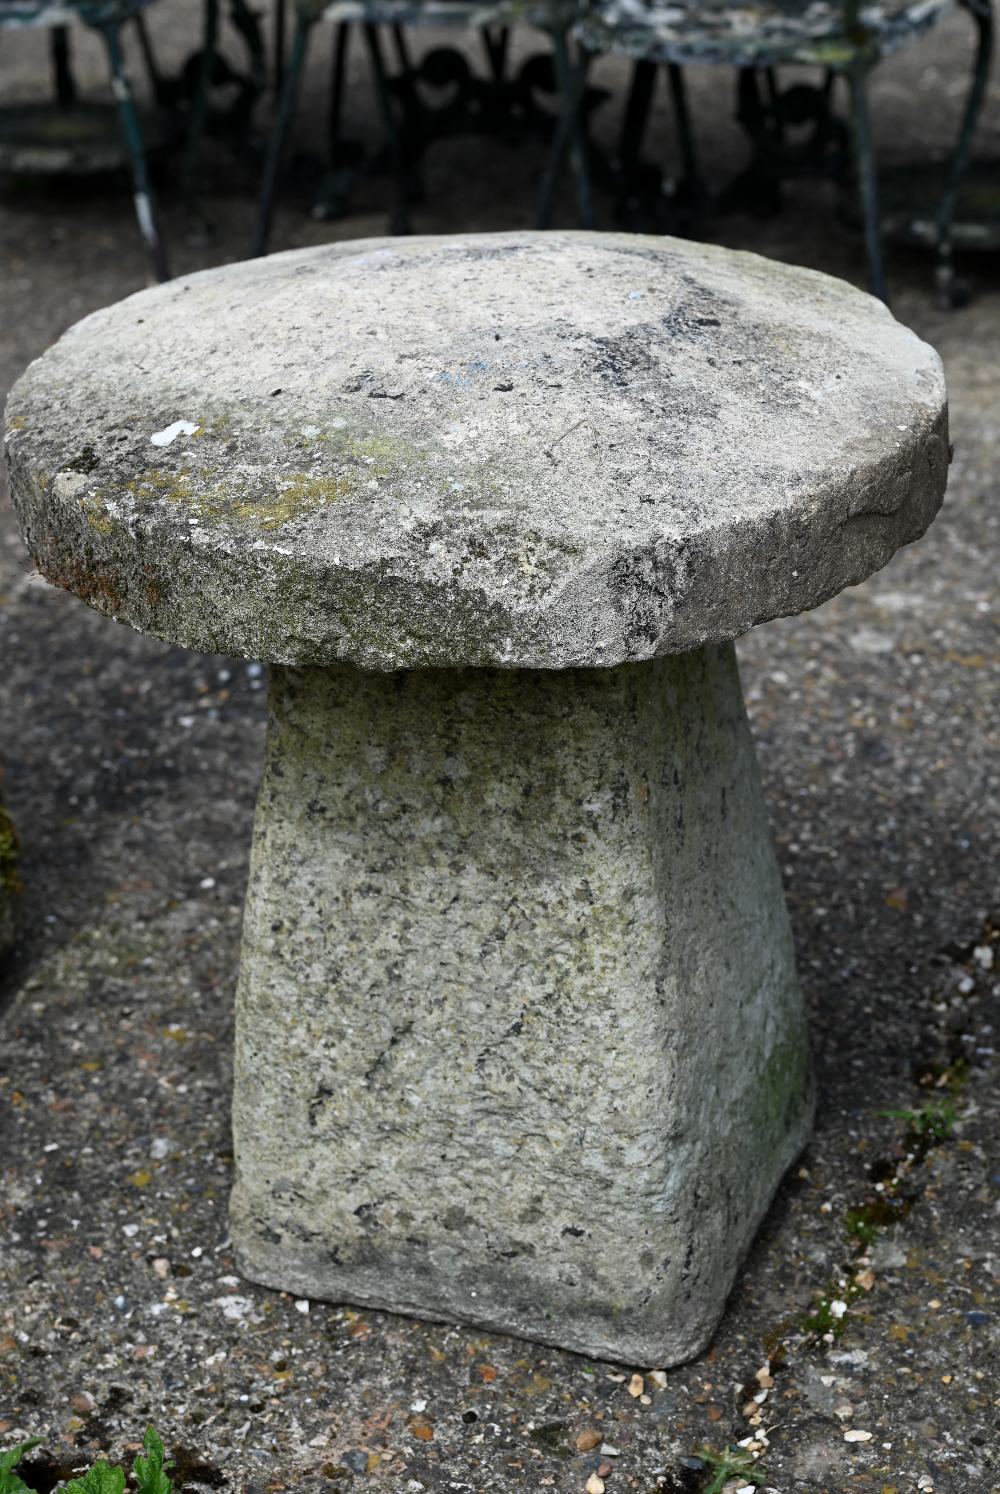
[878, 1098, 959, 1141]
[797, 1068, 970, 1346]
[0, 802, 20, 897]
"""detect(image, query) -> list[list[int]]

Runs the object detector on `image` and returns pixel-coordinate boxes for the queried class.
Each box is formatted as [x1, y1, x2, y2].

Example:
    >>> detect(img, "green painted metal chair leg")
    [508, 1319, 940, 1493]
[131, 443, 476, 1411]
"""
[97, 20, 170, 282]
[935, 0, 994, 306]
[617, 58, 655, 210]
[327, 20, 350, 166]
[362, 22, 410, 235]
[845, 62, 886, 304]
[180, 0, 221, 204]
[481, 25, 509, 84]
[536, 43, 592, 229]
[666, 61, 703, 205]
[551, 31, 594, 227]
[252, 13, 312, 255]
[50, 27, 76, 107]
[231, 0, 268, 95]
[274, 0, 288, 93]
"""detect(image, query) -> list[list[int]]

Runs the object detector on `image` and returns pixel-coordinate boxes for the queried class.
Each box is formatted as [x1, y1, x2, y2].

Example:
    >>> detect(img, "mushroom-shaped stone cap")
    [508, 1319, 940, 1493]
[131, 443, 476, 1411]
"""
[5, 231, 947, 670]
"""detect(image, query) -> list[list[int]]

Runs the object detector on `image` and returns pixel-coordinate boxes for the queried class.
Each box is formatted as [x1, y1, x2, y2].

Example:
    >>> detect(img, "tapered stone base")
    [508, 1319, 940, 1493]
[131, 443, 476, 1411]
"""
[230, 645, 813, 1365]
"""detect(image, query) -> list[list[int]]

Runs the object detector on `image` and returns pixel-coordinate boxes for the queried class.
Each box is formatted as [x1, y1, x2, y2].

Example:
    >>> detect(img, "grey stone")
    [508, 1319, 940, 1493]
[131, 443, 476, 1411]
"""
[4, 231, 947, 672]
[231, 648, 813, 1363]
[2, 231, 948, 1364]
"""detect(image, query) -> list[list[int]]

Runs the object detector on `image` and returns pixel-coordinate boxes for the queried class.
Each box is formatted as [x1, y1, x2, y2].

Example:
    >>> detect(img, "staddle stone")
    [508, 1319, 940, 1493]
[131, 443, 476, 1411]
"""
[4, 231, 949, 1364]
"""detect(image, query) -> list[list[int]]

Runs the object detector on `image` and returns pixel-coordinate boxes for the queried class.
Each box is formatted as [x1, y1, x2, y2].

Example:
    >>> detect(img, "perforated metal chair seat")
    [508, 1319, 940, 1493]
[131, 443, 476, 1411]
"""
[575, 0, 955, 67]
[305, 0, 575, 30]
[0, 0, 149, 27]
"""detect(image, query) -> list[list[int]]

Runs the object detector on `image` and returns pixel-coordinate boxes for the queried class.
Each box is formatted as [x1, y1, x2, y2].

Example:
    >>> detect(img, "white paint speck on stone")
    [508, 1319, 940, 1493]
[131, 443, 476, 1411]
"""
[150, 420, 198, 447]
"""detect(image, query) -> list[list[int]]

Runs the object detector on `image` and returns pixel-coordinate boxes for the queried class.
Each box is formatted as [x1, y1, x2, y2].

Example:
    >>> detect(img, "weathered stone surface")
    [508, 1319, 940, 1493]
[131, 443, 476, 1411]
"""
[4, 231, 947, 671]
[2, 229, 948, 1362]
[231, 645, 813, 1364]
[0, 793, 18, 960]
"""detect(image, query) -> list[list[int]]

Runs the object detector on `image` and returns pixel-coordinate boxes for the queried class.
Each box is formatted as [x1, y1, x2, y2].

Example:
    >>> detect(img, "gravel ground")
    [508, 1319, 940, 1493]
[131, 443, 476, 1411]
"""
[1, 6, 999, 1492]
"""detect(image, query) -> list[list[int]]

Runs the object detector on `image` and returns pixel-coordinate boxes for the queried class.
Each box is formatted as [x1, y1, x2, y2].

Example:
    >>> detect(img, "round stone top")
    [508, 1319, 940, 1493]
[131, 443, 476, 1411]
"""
[5, 231, 947, 670]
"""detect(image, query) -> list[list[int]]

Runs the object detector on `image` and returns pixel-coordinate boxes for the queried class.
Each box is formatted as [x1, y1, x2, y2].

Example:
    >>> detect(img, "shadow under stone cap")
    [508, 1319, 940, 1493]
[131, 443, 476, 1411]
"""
[4, 230, 948, 671]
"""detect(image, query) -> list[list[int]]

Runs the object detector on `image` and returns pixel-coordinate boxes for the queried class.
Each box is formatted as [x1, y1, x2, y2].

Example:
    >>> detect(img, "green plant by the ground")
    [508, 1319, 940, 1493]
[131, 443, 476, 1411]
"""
[695, 1444, 766, 1494]
[877, 1099, 958, 1140]
[0, 801, 21, 896]
[0, 1427, 172, 1494]
[0, 1438, 41, 1494]
[63, 1466, 125, 1494]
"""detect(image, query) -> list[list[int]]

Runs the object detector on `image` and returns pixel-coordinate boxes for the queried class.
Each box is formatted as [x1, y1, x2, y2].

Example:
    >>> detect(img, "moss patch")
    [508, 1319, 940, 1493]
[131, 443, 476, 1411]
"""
[113, 423, 425, 533]
[0, 801, 21, 898]
[80, 496, 115, 536]
[230, 473, 348, 529]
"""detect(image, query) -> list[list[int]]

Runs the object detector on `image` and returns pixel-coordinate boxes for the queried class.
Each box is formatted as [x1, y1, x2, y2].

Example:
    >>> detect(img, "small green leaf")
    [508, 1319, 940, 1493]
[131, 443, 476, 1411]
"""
[133, 1425, 173, 1494]
[696, 1445, 766, 1494]
[62, 1460, 127, 1494]
[0, 1438, 42, 1494]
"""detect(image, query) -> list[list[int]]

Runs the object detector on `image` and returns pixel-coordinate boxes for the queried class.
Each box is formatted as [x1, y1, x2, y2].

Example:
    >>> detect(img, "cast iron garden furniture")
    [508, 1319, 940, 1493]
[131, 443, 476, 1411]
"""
[252, 0, 592, 251]
[547, 0, 994, 302]
[0, 0, 170, 279]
